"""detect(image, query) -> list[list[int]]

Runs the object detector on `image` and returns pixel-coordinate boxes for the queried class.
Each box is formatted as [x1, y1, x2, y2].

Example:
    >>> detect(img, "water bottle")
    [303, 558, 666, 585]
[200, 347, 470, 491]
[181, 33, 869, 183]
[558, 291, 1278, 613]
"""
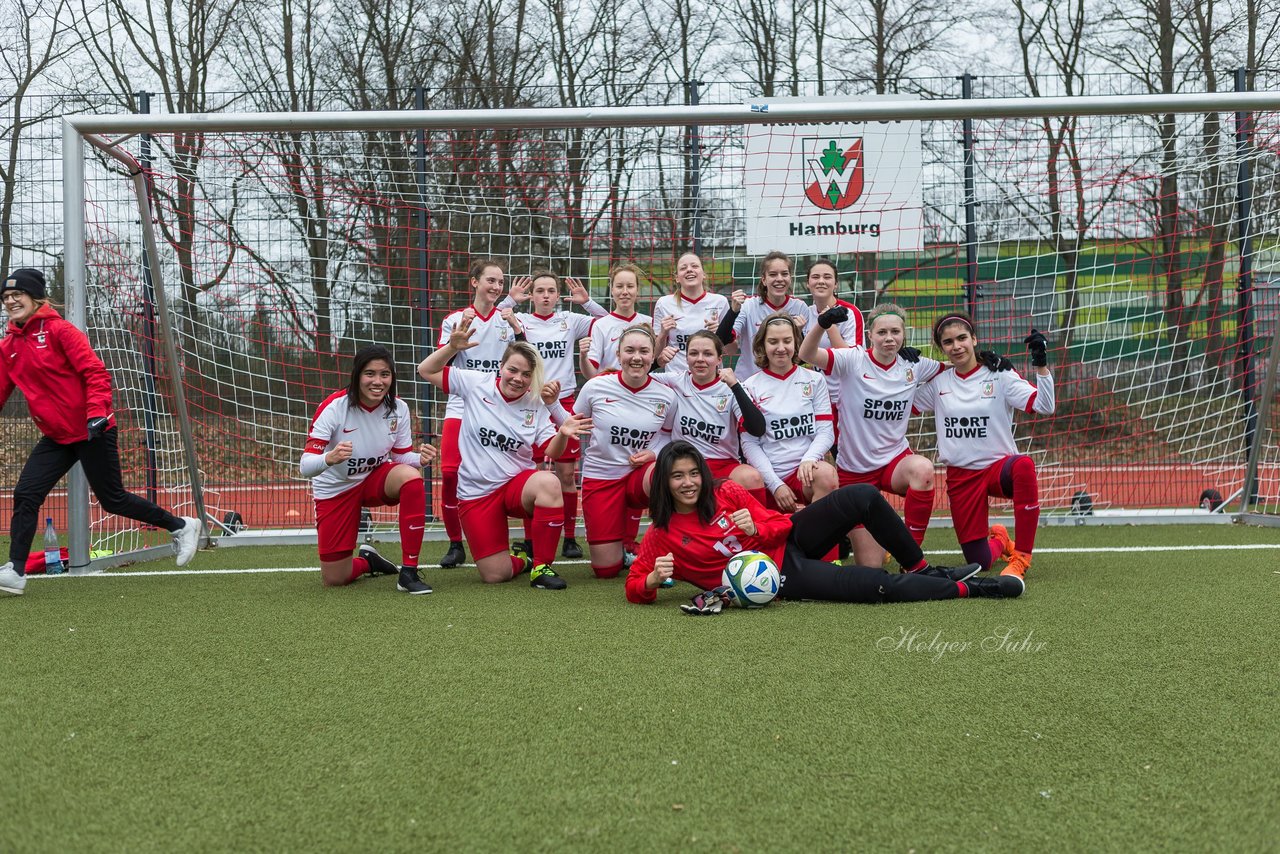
[43, 517, 66, 575]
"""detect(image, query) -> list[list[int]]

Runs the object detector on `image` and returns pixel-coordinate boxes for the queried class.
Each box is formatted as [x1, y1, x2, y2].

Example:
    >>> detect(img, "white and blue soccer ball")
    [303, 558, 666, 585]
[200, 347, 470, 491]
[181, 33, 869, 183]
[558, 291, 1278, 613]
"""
[722, 551, 780, 608]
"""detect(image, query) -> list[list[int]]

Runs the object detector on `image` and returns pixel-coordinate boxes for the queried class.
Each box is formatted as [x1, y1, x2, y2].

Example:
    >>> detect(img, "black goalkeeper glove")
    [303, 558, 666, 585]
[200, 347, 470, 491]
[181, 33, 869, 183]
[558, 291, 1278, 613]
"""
[1024, 329, 1048, 367]
[978, 350, 1014, 372]
[898, 346, 921, 363]
[817, 306, 849, 329]
[680, 585, 734, 615]
[86, 417, 109, 441]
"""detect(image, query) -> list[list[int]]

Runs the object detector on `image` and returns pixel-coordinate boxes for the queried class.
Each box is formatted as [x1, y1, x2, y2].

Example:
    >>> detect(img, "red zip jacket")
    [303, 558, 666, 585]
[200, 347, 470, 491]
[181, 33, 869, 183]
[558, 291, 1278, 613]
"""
[625, 480, 792, 604]
[0, 303, 116, 443]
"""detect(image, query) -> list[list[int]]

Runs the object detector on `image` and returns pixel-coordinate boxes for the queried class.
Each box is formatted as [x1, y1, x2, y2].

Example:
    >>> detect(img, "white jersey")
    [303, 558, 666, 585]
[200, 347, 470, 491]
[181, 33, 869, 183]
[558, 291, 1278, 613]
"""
[443, 367, 557, 501]
[740, 366, 834, 492]
[439, 305, 517, 419]
[517, 310, 598, 397]
[913, 366, 1056, 470]
[824, 347, 944, 473]
[805, 299, 865, 409]
[586, 311, 653, 373]
[304, 392, 414, 500]
[575, 373, 676, 481]
[653, 291, 730, 375]
[651, 372, 745, 462]
[731, 295, 811, 379]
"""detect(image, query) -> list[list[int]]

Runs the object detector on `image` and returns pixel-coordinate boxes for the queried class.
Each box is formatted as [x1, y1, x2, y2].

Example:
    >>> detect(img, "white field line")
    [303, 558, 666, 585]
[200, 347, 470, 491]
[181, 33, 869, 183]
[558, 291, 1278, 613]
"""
[23, 542, 1280, 580]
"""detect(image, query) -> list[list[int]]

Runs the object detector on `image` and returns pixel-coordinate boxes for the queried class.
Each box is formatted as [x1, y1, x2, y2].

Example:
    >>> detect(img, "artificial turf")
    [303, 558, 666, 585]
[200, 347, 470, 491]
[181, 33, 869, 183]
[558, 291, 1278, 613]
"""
[2, 524, 1277, 852]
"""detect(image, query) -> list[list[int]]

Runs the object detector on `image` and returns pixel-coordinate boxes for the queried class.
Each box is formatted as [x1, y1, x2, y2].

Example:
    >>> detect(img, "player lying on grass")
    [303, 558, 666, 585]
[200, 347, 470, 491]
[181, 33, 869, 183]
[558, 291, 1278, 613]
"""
[912, 312, 1055, 580]
[625, 441, 1024, 609]
[301, 345, 436, 594]
[419, 324, 591, 590]
[0, 268, 200, 597]
[499, 271, 605, 559]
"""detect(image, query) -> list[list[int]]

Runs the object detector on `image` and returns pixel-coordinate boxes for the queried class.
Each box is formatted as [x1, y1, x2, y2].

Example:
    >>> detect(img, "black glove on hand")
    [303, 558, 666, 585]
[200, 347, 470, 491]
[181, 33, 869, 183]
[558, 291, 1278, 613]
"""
[978, 350, 1014, 372]
[680, 585, 734, 615]
[86, 417, 109, 441]
[1024, 329, 1048, 367]
[817, 306, 849, 329]
[899, 346, 921, 363]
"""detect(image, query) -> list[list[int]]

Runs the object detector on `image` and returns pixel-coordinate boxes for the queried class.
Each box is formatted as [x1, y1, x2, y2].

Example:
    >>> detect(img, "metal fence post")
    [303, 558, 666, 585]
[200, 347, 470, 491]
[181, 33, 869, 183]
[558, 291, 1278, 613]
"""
[959, 73, 979, 317]
[61, 122, 90, 571]
[413, 84, 436, 518]
[1234, 67, 1261, 511]
[685, 79, 702, 256]
[135, 90, 162, 507]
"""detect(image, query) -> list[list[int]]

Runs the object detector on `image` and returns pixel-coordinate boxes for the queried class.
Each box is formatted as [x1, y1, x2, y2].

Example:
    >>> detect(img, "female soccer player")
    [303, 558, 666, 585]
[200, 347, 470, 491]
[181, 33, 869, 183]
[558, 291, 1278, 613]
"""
[568, 325, 676, 579]
[913, 313, 1054, 579]
[437, 258, 520, 569]
[799, 303, 945, 565]
[0, 268, 202, 596]
[625, 442, 1022, 607]
[651, 331, 765, 489]
[301, 345, 434, 594]
[652, 252, 729, 376]
[740, 314, 839, 513]
[581, 263, 653, 379]
[419, 326, 590, 589]
[500, 271, 606, 558]
[715, 251, 810, 379]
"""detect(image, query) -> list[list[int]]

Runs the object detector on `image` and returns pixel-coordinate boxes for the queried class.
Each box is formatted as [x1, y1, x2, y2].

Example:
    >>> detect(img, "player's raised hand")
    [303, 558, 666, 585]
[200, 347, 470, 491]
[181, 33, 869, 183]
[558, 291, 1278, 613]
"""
[560, 413, 592, 439]
[540, 379, 562, 405]
[659, 315, 678, 334]
[730, 288, 748, 312]
[448, 315, 479, 350]
[418, 442, 438, 466]
[730, 507, 757, 536]
[462, 306, 477, 323]
[500, 307, 523, 334]
[656, 345, 678, 368]
[566, 277, 590, 305]
[650, 553, 675, 588]
[326, 440, 353, 466]
[772, 483, 797, 513]
[1024, 329, 1048, 367]
[508, 276, 532, 302]
[718, 367, 739, 387]
[578, 337, 592, 357]
[978, 350, 1014, 372]
[818, 305, 849, 329]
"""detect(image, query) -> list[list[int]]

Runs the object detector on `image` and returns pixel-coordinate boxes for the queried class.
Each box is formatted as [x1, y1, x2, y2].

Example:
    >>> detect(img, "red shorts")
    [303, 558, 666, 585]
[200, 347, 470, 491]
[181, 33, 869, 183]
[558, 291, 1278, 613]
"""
[946, 457, 1019, 544]
[458, 469, 536, 560]
[441, 417, 461, 474]
[315, 463, 396, 560]
[763, 469, 809, 511]
[837, 446, 915, 495]
[534, 394, 580, 463]
[581, 469, 650, 544]
[706, 457, 741, 480]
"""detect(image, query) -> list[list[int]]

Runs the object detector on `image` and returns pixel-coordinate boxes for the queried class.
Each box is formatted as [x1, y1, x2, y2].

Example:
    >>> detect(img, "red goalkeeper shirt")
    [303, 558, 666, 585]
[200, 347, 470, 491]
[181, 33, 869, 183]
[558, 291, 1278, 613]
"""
[625, 481, 793, 604]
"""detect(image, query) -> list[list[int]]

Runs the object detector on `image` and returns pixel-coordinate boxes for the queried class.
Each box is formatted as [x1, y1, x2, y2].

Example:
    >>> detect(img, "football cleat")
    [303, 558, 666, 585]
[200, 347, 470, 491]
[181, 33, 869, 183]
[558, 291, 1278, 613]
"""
[1001, 550, 1032, 580]
[0, 562, 27, 596]
[172, 517, 201, 567]
[561, 538, 584, 559]
[965, 574, 1024, 599]
[358, 544, 399, 577]
[989, 524, 1014, 562]
[396, 567, 433, 595]
[916, 562, 981, 583]
[439, 540, 466, 568]
[530, 564, 567, 590]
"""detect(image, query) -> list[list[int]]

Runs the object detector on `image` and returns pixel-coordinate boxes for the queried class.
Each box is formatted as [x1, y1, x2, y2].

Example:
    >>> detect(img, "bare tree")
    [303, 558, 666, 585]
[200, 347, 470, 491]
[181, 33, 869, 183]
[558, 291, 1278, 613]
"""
[827, 0, 953, 93]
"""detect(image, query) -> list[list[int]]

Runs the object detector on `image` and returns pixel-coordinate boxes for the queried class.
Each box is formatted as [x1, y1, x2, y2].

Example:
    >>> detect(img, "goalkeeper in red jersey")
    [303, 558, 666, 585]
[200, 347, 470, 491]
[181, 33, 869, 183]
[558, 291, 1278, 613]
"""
[625, 441, 1024, 609]
[302, 345, 435, 594]
[913, 313, 1055, 581]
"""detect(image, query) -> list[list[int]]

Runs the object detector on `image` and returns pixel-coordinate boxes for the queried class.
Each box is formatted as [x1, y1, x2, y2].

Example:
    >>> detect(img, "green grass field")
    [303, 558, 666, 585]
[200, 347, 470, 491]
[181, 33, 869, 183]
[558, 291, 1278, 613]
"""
[3, 524, 1278, 852]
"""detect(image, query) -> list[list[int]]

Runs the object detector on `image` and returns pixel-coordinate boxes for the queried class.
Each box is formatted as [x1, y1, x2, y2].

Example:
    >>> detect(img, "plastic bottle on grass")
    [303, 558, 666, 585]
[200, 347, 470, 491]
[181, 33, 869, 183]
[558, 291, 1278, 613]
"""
[44, 517, 66, 574]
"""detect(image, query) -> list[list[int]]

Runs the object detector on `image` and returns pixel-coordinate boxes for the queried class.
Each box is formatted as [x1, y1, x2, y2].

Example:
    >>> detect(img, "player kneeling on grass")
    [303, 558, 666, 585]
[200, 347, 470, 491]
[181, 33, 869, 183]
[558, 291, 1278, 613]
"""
[625, 441, 1024, 612]
[301, 345, 435, 594]
[419, 324, 591, 590]
[0, 268, 200, 597]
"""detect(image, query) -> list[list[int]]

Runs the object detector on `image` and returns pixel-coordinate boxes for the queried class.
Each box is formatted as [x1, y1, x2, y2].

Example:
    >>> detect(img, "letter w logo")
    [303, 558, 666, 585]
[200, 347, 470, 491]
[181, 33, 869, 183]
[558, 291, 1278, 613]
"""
[804, 138, 864, 211]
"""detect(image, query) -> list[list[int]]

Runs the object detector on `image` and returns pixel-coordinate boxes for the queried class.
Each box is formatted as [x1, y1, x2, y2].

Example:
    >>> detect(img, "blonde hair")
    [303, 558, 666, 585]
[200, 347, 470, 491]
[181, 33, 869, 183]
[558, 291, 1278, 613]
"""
[751, 312, 802, 369]
[501, 341, 544, 401]
[672, 252, 707, 307]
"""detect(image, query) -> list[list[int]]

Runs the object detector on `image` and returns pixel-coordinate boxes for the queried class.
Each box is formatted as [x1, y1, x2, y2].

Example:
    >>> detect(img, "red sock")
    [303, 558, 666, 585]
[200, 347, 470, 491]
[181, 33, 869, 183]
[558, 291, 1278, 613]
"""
[348, 557, 370, 584]
[509, 554, 528, 577]
[442, 470, 462, 541]
[908, 558, 929, 573]
[398, 477, 426, 568]
[956, 581, 969, 598]
[624, 511, 642, 549]
[531, 504, 563, 566]
[904, 488, 934, 546]
[1010, 456, 1040, 554]
[562, 491, 578, 538]
[988, 536, 1006, 560]
[594, 561, 624, 579]
[749, 487, 769, 507]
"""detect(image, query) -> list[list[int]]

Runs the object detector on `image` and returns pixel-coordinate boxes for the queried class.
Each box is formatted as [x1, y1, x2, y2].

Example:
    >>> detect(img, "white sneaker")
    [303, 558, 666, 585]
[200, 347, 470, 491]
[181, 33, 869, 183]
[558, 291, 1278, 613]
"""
[0, 561, 26, 596]
[172, 517, 202, 566]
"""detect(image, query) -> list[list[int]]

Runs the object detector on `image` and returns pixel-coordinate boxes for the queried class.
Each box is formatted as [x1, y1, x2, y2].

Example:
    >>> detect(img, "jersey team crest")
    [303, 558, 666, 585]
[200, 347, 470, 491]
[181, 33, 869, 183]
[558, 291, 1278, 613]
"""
[800, 381, 814, 398]
[905, 368, 915, 383]
[982, 381, 996, 397]
[805, 138, 864, 211]
[655, 402, 668, 417]
[714, 395, 730, 413]
[522, 409, 536, 427]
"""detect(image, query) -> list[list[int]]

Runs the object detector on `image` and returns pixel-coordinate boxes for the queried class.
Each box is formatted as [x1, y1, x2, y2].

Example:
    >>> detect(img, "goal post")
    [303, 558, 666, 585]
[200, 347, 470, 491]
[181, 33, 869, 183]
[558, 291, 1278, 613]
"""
[60, 92, 1280, 568]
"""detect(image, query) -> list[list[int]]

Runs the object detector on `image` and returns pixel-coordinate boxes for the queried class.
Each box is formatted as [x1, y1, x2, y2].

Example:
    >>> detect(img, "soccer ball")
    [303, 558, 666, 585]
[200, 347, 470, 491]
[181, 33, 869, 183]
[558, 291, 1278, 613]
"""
[722, 551, 780, 608]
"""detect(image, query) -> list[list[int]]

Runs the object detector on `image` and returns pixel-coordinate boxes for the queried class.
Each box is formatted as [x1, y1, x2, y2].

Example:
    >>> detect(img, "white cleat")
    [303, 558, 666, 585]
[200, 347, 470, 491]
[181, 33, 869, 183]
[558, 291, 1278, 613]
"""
[0, 561, 27, 596]
[172, 517, 202, 567]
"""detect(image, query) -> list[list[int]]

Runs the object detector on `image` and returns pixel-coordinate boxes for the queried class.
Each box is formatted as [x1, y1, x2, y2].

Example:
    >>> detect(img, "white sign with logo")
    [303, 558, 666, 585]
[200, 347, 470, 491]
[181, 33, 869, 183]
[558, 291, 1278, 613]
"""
[742, 96, 924, 254]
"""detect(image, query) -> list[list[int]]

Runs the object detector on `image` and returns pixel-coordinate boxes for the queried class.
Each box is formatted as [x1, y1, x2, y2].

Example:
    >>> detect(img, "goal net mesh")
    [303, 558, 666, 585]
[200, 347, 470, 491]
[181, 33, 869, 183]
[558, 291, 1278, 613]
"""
[72, 105, 1280, 553]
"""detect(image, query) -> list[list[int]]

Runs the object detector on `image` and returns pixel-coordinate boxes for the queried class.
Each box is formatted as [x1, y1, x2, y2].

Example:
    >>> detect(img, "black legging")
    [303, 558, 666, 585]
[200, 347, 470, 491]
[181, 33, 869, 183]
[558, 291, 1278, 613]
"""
[9, 427, 181, 570]
[778, 484, 958, 603]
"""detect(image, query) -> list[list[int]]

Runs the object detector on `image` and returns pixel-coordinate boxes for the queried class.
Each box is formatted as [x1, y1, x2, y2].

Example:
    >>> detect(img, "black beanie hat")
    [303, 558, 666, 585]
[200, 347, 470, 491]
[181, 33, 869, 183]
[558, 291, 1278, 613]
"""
[1, 268, 46, 301]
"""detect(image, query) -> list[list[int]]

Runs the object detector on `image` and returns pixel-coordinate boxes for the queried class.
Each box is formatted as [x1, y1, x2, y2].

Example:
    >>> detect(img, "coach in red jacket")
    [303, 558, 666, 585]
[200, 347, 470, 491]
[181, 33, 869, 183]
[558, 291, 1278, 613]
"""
[0, 268, 201, 596]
